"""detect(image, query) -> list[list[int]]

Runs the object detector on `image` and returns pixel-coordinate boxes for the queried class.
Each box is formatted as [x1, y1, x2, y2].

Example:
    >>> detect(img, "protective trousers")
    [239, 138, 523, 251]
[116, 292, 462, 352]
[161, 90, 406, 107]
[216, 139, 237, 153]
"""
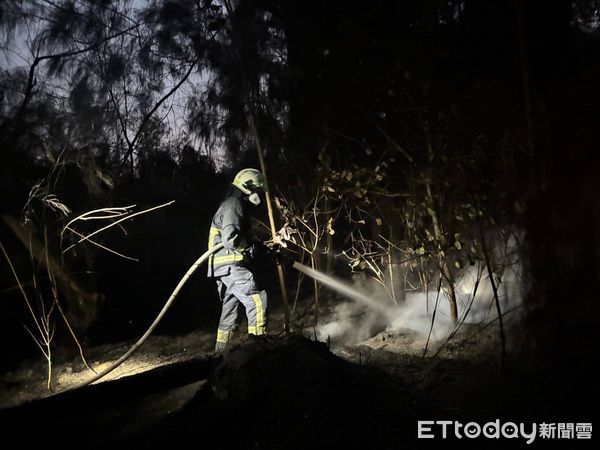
[215, 265, 268, 349]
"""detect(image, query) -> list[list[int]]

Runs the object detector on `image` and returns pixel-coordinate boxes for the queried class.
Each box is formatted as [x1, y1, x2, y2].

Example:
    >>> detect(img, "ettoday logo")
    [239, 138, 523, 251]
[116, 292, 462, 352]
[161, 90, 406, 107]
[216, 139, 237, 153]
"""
[418, 420, 593, 444]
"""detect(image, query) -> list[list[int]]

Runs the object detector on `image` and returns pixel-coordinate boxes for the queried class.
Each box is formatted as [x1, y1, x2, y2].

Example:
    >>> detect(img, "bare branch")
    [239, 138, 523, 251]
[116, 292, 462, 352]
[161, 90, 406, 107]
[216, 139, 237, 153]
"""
[0, 241, 46, 339]
[120, 58, 200, 168]
[62, 201, 174, 254]
[14, 23, 140, 123]
[64, 226, 139, 262]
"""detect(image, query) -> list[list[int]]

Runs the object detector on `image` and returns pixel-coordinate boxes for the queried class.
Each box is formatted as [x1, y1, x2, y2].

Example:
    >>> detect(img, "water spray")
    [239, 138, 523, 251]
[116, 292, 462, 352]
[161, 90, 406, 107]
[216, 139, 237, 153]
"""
[292, 261, 390, 315]
[270, 225, 388, 314]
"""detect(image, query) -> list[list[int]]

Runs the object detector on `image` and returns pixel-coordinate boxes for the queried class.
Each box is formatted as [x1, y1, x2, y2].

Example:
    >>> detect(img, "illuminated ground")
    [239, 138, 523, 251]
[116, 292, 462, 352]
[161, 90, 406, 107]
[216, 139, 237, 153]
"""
[0, 328, 216, 409]
[0, 309, 594, 449]
[0, 295, 592, 446]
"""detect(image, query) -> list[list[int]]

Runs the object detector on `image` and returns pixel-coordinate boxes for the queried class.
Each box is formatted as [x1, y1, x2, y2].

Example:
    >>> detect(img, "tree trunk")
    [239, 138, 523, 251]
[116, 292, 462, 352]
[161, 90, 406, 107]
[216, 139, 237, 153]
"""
[425, 182, 458, 322]
[247, 113, 290, 333]
[441, 261, 458, 323]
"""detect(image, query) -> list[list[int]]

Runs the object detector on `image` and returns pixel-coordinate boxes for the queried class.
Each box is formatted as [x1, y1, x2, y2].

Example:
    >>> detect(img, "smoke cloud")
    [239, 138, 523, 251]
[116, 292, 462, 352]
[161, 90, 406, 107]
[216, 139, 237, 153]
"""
[308, 234, 525, 349]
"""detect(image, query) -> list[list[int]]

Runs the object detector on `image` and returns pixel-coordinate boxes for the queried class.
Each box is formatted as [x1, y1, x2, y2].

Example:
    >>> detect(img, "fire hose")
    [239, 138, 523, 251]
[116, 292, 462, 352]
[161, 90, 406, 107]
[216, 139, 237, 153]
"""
[54, 243, 225, 395]
[54, 232, 301, 395]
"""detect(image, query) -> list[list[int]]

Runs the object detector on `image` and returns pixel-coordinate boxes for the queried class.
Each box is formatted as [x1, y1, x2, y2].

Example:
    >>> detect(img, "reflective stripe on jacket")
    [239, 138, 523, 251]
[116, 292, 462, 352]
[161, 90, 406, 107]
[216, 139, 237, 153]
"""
[207, 194, 251, 277]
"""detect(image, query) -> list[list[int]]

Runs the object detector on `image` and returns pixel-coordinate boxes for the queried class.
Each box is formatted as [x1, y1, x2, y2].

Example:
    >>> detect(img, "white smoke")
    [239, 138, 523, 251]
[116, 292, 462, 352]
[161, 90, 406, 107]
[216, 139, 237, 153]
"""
[312, 232, 525, 348]
[317, 299, 388, 344]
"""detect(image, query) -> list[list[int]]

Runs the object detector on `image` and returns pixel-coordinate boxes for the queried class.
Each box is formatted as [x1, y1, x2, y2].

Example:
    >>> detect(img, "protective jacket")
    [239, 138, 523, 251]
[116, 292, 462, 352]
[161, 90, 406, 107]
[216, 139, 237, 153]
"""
[207, 187, 268, 348]
[207, 189, 253, 278]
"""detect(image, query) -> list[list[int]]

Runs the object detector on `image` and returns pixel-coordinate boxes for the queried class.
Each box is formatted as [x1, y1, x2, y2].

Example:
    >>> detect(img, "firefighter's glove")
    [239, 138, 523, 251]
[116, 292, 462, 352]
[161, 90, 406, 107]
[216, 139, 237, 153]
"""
[240, 243, 257, 259]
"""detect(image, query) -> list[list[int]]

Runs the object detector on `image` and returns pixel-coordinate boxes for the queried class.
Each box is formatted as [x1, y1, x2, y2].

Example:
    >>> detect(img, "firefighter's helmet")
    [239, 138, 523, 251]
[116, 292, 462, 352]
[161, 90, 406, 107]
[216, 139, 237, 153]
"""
[232, 168, 266, 194]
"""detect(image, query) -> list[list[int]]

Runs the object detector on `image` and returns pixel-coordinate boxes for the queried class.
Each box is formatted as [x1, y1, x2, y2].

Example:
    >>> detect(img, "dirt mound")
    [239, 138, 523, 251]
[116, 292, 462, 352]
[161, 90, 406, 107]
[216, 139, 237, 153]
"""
[139, 335, 433, 449]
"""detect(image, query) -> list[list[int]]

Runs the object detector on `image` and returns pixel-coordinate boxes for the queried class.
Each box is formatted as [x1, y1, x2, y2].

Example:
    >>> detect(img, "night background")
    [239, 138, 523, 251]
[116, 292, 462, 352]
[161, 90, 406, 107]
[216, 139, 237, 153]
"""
[0, 0, 598, 447]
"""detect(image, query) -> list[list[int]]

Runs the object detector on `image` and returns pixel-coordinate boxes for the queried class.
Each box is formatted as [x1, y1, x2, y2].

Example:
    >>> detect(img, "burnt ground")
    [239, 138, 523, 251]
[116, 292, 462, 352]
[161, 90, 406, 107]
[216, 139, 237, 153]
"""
[0, 300, 597, 449]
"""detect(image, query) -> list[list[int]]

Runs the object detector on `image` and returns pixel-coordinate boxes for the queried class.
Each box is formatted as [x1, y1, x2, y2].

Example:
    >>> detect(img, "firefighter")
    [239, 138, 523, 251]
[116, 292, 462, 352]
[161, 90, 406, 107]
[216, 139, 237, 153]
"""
[207, 168, 268, 351]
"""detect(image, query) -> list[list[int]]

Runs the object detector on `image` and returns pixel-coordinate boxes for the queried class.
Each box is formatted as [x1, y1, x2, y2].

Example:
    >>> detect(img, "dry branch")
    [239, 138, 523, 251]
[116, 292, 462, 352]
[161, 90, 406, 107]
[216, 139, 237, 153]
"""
[62, 201, 174, 254]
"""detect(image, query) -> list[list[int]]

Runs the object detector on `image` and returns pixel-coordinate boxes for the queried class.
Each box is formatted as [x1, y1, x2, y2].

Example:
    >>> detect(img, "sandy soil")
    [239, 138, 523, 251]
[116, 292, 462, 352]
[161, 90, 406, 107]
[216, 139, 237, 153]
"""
[0, 305, 508, 411]
[0, 327, 216, 409]
[0, 295, 563, 428]
[1, 302, 593, 450]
